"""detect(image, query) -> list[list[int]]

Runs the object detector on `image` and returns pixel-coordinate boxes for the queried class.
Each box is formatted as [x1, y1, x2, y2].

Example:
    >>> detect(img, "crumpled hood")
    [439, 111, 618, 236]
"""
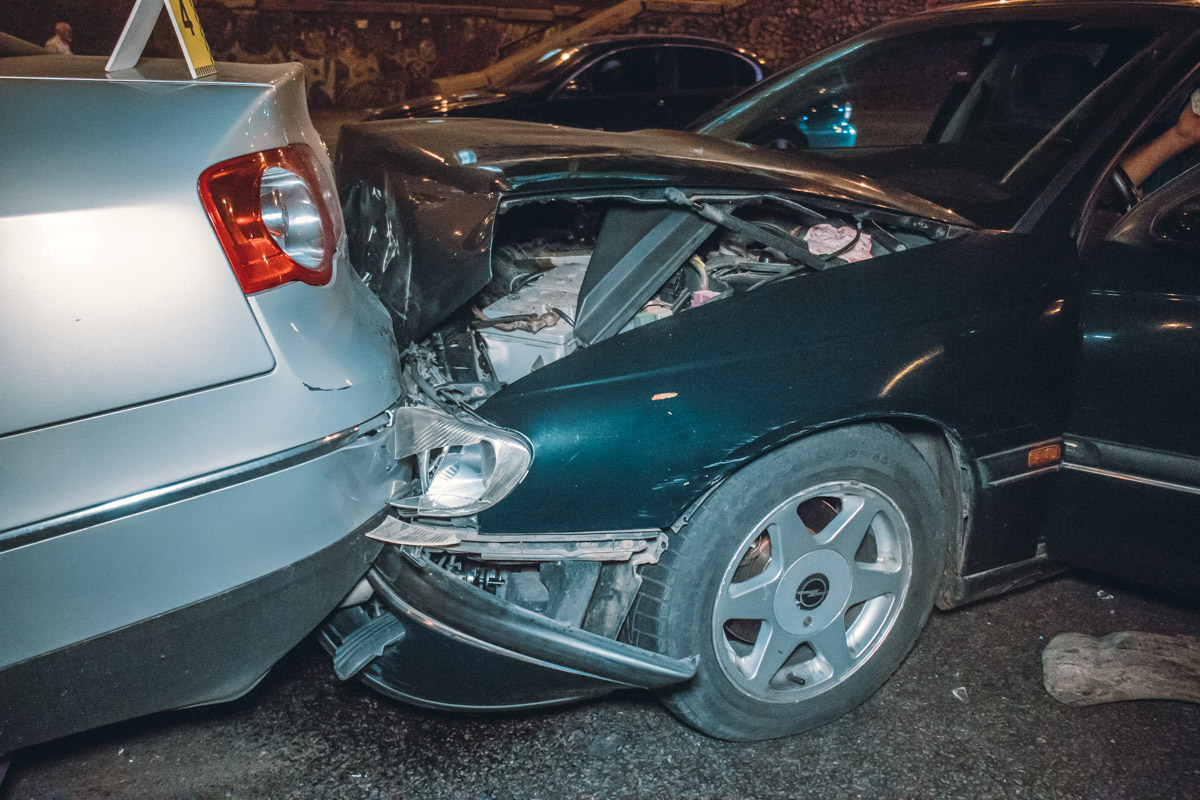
[336, 118, 973, 345]
[339, 118, 971, 225]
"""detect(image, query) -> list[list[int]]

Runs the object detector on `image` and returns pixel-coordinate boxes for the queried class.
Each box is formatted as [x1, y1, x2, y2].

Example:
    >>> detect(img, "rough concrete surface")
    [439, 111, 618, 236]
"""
[3, 573, 1197, 799]
[6, 0, 963, 109]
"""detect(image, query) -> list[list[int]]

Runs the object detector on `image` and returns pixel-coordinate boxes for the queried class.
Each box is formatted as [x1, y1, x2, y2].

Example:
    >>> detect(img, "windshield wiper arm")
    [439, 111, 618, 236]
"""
[664, 188, 828, 270]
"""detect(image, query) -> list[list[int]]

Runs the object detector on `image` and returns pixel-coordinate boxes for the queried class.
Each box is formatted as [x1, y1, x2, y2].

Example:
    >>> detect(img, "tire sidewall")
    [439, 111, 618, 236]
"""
[655, 425, 947, 740]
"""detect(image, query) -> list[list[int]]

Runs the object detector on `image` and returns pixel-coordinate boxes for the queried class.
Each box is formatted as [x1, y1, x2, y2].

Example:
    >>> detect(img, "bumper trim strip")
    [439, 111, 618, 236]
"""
[370, 546, 698, 689]
[0, 401, 401, 553]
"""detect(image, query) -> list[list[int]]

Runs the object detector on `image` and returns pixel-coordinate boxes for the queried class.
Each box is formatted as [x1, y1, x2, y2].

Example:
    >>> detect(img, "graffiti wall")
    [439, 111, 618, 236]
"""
[3, 0, 964, 108]
[198, 8, 546, 108]
[632, 0, 954, 69]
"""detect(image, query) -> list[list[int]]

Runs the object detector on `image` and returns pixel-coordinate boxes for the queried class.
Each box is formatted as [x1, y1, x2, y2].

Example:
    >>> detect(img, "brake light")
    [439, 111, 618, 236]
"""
[199, 145, 339, 294]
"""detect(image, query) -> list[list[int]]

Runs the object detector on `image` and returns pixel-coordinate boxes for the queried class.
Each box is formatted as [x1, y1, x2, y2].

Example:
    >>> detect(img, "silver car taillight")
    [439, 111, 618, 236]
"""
[199, 144, 339, 293]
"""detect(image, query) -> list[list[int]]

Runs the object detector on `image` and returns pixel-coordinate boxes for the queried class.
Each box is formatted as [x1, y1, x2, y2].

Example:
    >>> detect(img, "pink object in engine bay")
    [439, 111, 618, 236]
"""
[805, 223, 874, 262]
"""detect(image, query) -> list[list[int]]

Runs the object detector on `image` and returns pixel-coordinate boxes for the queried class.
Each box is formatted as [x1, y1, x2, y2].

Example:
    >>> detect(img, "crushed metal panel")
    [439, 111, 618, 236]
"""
[574, 206, 717, 345]
[338, 125, 502, 345]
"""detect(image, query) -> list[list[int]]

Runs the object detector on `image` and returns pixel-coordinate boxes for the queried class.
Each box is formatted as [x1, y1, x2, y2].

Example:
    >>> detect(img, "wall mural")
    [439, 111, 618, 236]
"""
[6, 0, 958, 109]
[201, 9, 542, 108]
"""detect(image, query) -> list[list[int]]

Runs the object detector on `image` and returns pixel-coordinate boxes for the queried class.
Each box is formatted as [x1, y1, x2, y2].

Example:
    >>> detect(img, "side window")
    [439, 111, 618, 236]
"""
[576, 47, 661, 96]
[674, 47, 756, 91]
[733, 57, 760, 87]
[1079, 74, 1200, 249]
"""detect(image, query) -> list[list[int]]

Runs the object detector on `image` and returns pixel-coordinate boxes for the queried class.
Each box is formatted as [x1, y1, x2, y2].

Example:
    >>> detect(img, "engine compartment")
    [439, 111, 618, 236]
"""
[404, 191, 954, 400]
[364, 187, 962, 634]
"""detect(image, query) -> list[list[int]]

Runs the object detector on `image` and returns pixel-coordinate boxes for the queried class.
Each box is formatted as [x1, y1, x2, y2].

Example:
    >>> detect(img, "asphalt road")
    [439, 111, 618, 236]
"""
[4, 572, 1197, 800]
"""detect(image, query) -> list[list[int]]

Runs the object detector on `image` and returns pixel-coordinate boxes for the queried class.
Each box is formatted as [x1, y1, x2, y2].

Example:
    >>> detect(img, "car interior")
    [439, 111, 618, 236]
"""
[738, 23, 1155, 228]
[1079, 70, 1200, 253]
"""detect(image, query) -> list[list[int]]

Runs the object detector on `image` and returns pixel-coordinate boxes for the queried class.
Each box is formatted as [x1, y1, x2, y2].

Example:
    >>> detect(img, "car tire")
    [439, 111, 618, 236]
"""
[625, 424, 949, 741]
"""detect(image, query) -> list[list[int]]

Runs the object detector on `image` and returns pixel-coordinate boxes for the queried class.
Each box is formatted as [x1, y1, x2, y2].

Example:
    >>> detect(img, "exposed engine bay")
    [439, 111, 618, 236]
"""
[374, 188, 956, 624]
[404, 190, 951, 409]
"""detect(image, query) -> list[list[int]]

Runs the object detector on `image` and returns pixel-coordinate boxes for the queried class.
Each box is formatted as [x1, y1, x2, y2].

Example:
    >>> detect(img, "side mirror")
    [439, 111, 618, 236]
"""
[1107, 164, 1200, 253]
[1155, 204, 1200, 247]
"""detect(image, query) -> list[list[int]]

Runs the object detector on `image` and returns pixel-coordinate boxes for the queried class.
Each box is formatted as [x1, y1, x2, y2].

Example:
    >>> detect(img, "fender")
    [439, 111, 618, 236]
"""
[476, 230, 1078, 534]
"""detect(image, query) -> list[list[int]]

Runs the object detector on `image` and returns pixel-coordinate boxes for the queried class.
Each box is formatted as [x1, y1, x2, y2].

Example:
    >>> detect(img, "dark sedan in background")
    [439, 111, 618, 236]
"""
[366, 34, 767, 131]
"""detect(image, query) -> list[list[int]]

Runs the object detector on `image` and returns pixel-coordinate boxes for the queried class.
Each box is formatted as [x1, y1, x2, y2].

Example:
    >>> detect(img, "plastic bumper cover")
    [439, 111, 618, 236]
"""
[320, 546, 697, 711]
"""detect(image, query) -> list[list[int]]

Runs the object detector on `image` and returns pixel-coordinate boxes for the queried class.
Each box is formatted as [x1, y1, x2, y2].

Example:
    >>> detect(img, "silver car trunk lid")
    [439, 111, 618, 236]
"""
[0, 58, 306, 436]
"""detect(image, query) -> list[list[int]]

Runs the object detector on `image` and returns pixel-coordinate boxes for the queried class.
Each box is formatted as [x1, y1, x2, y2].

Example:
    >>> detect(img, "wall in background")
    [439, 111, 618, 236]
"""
[2, 0, 957, 107]
[196, 4, 556, 108]
[630, 0, 944, 69]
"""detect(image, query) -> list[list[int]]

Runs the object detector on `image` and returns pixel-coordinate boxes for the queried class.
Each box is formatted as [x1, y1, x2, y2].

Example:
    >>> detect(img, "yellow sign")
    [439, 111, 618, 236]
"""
[164, 0, 215, 78]
[106, 0, 218, 77]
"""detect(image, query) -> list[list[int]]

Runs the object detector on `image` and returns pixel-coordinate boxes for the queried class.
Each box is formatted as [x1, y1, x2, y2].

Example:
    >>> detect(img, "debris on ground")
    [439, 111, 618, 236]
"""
[587, 733, 627, 758]
[1043, 631, 1200, 706]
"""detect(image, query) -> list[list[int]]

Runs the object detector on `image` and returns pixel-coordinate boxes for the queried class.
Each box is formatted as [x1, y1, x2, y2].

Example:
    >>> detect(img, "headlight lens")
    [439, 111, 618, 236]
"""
[425, 442, 494, 509]
[390, 407, 532, 517]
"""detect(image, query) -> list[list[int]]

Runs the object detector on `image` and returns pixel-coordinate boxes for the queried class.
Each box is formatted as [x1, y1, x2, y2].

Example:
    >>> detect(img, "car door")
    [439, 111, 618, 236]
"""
[1047, 168, 1200, 599]
[665, 45, 762, 129]
[548, 45, 668, 131]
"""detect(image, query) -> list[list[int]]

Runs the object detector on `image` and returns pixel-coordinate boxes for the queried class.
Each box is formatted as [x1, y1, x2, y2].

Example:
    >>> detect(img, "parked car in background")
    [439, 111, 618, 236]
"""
[0, 35, 492, 753]
[366, 35, 767, 131]
[324, 0, 1200, 741]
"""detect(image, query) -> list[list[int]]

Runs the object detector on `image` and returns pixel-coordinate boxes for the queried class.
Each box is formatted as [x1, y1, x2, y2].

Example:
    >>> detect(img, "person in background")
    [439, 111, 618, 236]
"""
[45, 22, 72, 55]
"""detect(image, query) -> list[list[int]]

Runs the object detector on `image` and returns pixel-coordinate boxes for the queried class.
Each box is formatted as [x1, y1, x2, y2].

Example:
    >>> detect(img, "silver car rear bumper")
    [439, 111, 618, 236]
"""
[0, 403, 406, 752]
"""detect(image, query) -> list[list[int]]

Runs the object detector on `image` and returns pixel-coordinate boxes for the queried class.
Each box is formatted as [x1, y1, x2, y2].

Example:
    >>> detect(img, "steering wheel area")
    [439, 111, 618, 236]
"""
[1110, 165, 1142, 213]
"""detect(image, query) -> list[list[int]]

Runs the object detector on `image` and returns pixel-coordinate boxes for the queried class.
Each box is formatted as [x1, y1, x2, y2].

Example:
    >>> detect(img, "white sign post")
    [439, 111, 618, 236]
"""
[106, 0, 216, 78]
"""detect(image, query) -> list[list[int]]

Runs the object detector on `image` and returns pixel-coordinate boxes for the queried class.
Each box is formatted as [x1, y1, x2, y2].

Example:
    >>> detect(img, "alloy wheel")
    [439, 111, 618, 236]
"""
[711, 480, 913, 701]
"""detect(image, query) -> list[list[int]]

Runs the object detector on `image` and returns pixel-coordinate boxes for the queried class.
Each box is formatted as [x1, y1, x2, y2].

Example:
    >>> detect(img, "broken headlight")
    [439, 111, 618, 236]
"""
[390, 406, 532, 517]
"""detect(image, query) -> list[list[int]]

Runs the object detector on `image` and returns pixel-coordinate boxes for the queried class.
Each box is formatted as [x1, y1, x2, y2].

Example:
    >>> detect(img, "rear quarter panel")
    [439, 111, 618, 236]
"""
[0, 74, 281, 436]
[0, 62, 403, 533]
[0, 60, 402, 670]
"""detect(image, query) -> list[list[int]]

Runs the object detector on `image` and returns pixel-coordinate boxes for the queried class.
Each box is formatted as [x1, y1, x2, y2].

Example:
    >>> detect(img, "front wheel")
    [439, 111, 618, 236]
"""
[626, 424, 950, 741]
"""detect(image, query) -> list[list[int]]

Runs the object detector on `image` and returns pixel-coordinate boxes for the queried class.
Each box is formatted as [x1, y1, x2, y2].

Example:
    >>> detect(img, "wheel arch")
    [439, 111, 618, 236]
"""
[669, 414, 973, 606]
[632, 417, 960, 739]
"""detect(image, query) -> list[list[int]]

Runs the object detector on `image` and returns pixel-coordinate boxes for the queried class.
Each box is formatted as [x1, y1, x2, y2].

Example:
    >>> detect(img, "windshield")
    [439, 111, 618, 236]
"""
[694, 21, 1156, 228]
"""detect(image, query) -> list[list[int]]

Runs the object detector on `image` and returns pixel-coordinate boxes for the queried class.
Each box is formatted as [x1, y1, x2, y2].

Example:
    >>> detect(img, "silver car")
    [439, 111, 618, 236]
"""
[0, 36, 411, 751]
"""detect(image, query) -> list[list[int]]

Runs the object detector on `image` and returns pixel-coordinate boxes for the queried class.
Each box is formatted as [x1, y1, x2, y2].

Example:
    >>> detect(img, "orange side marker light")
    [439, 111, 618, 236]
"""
[1028, 444, 1062, 469]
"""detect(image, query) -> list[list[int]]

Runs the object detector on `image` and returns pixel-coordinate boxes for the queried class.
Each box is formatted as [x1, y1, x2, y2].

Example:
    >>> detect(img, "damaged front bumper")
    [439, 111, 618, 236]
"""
[320, 546, 697, 711]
